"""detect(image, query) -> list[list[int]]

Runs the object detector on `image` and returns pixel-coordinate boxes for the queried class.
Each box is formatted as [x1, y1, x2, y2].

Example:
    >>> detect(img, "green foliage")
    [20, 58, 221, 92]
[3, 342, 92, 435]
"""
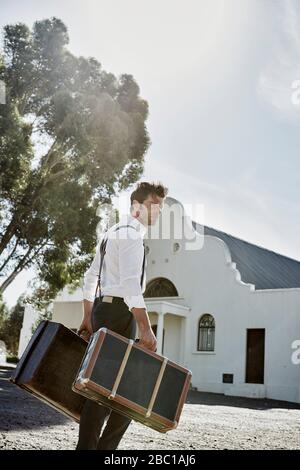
[0, 17, 150, 310]
[0, 296, 24, 356]
[0, 298, 10, 338]
[6, 356, 19, 363]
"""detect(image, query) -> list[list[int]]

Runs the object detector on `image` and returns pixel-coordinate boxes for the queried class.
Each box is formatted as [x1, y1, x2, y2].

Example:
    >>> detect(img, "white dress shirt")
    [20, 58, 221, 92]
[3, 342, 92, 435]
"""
[82, 214, 147, 312]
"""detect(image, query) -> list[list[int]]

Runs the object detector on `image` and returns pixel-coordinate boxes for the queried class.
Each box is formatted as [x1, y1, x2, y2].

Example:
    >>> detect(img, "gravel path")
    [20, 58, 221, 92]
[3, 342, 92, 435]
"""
[1, 369, 300, 450]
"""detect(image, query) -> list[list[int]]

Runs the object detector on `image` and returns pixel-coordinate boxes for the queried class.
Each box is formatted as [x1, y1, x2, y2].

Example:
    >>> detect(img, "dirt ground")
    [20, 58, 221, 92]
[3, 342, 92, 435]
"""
[1, 368, 300, 450]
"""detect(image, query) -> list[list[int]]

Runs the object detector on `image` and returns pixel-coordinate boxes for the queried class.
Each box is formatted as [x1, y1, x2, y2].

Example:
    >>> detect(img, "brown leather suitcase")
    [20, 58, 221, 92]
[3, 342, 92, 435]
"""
[10, 320, 87, 422]
[72, 327, 192, 433]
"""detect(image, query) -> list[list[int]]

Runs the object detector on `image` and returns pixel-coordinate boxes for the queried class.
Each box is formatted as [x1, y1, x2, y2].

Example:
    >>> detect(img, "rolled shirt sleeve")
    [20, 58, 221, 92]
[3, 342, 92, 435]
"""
[123, 294, 146, 312]
[119, 230, 147, 311]
[82, 242, 101, 302]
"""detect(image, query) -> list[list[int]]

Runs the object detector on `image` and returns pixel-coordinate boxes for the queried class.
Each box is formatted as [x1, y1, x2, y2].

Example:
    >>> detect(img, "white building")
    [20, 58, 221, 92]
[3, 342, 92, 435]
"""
[20, 197, 300, 403]
[18, 304, 41, 358]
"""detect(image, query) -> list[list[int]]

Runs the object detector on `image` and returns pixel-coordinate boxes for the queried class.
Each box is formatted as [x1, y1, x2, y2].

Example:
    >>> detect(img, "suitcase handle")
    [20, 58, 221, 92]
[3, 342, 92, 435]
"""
[135, 338, 157, 353]
[77, 328, 91, 343]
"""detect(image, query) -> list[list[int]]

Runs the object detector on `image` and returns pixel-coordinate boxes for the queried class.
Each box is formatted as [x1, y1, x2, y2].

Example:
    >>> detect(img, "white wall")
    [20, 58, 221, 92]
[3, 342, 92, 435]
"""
[0, 340, 7, 364]
[18, 304, 41, 358]
[163, 314, 183, 364]
[52, 301, 83, 329]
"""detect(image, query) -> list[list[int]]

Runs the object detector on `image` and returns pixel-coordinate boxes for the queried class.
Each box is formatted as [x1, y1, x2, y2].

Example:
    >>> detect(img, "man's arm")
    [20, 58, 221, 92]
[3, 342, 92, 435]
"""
[119, 232, 157, 352]
[131, 307, 157, 351]
[78, 242, 102, 337]
[77, 299, 93, 340]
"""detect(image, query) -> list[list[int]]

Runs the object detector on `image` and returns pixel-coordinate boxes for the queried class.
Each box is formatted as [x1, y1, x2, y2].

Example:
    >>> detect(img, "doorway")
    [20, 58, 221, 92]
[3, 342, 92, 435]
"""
[246, 329, 265, 384]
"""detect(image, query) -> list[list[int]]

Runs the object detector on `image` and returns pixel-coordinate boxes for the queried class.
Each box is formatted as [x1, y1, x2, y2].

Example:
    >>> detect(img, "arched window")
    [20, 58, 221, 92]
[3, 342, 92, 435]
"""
[145, 277, 178, 297]
[198, 314, 215, 351]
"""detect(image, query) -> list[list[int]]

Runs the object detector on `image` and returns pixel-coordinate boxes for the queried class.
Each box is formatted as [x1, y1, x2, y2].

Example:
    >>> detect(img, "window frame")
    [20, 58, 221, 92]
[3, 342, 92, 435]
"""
[197, 314, 215, 352]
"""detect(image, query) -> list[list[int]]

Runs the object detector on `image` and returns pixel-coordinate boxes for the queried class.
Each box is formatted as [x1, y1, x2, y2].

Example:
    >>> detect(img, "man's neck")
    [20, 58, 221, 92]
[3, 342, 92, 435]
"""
[128, 213, 147, 236]
[130, 213, 145, 226]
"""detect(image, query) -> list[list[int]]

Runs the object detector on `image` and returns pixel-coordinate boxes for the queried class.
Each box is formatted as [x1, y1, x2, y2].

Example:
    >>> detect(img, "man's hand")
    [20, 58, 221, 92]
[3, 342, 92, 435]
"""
[77, 318, 93, 342]
[131, 307, 157, 352]
[138, 327, 157, 352]
[78, 299, 94, 341]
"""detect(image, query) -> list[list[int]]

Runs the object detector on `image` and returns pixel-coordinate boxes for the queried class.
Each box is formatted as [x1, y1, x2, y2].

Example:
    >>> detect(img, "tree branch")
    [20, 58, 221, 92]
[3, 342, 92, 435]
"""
[0, 236, 21, 273]
[0, 239, 49, 294]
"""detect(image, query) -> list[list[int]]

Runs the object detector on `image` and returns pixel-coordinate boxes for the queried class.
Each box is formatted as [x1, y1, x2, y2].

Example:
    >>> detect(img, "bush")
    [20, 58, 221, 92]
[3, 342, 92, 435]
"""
[7, 356, 19, 363]
[0, 298, 24, 357]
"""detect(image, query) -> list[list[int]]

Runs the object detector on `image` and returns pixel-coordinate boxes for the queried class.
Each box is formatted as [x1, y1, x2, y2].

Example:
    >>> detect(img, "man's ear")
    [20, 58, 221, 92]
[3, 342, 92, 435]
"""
[131, 200, 140, 216]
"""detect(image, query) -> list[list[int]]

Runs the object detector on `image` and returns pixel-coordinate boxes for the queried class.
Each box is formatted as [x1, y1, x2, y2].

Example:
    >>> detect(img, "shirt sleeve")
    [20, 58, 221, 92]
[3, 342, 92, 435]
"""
[119, 230, 147, 311]
[82, 242, 101, 302]
[123, 294, 147, 312]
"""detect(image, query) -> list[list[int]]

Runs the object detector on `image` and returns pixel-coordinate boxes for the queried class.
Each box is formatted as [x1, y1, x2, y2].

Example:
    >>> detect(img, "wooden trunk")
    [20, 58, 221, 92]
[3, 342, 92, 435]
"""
[72, 327, 192, 433]
[10, 321, 87, 423]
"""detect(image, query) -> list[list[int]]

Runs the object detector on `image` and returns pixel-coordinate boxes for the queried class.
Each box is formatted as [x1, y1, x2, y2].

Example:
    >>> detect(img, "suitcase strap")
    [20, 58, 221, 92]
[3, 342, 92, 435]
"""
[108, 339, 134, 400]
[145, 357, 168, 418]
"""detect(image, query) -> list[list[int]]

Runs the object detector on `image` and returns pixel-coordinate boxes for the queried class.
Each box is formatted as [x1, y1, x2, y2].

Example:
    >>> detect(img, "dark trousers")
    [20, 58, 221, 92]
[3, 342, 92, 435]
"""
[76, 296, 137, 450]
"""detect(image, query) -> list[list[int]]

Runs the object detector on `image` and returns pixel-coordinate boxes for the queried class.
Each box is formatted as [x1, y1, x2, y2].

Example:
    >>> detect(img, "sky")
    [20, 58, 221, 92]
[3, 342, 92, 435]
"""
[1, 0, 300, 308]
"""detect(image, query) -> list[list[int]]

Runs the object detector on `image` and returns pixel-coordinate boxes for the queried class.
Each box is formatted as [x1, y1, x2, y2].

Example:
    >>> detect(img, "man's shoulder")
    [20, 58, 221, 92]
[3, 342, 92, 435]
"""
[106, 222, 140, 241]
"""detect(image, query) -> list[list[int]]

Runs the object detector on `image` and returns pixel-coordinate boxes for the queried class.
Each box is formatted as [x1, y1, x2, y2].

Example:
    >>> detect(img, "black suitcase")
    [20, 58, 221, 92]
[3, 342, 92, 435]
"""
[72, 327, 192, 433]
[10, 320, 87, 422]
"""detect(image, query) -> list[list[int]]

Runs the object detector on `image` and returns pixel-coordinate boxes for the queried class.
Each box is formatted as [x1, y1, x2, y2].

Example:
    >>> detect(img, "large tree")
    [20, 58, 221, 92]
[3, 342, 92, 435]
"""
[0, 17, 150, 310]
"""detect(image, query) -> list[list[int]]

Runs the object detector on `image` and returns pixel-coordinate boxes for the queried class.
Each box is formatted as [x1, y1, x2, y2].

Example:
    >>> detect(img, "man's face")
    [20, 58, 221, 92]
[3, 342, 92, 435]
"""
[133, 194, 164, 226]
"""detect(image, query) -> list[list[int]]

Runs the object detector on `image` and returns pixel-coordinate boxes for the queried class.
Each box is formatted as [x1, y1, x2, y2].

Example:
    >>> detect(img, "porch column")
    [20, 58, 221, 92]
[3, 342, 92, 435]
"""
[156, 312, 164, 355]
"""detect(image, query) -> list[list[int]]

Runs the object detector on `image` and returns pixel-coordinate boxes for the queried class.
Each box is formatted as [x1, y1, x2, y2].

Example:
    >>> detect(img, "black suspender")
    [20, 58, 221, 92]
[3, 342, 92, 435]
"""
[94, 236, 108, 299]
[94, 224, 146, 299]
[140, 240, 146, 288]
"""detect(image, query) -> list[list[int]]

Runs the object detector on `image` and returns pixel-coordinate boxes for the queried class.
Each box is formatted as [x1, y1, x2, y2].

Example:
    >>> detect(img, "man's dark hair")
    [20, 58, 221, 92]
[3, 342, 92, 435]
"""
[130, 181, 168, 205]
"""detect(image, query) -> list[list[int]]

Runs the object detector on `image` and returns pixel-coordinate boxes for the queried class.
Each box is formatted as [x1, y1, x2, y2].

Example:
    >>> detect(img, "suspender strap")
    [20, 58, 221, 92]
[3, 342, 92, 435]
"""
[141, 241, 146, 288]
[114, 225, 136, 231]
[94, 224, 146, 299]
[94, 236, 108, 299]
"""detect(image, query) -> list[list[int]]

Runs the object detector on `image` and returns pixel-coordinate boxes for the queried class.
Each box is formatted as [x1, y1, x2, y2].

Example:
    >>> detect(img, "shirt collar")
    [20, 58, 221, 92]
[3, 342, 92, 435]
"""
[127, 213, 147, 238]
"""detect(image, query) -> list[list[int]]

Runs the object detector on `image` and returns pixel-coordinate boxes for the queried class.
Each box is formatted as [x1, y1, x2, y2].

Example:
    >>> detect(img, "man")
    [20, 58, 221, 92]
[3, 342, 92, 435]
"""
[76, 181, 168, 450]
